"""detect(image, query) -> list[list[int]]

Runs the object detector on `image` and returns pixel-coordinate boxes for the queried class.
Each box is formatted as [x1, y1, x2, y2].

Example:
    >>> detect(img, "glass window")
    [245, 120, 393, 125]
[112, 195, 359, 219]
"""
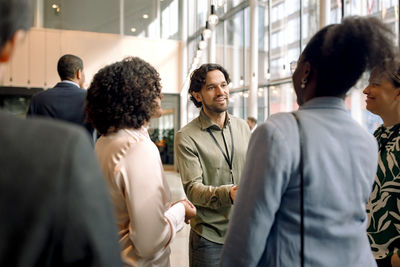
[43, 0, 120, 34]
[228, 91, 247, 119]
[269, 1, 301, 80]
[225, 10, 245, 88]
[259, 4, 269, 85]
[302, 0, 319, 48]
[269, 83, 297, 115]
[161, 0, 180, 40]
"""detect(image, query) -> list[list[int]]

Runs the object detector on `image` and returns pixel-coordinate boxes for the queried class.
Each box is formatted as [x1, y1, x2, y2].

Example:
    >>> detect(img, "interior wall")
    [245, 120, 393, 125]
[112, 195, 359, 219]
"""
[1, 27, 182, 94]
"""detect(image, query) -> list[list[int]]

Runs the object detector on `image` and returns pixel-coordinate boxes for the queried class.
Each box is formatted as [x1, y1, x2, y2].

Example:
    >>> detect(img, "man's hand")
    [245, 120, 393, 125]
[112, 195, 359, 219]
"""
[178, 199, 196, 224]
[229, 185, 238, 203]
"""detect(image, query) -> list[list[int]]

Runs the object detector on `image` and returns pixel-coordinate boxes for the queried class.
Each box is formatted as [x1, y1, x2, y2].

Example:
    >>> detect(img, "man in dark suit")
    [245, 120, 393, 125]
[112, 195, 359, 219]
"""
[0, 0, 122, 266]
[27, 54, 93, 137]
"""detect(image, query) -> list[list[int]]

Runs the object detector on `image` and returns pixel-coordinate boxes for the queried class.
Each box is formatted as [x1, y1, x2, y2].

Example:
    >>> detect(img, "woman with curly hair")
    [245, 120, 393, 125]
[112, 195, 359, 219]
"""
[364, 64, 400, 267]
[86, 57, 196, 267]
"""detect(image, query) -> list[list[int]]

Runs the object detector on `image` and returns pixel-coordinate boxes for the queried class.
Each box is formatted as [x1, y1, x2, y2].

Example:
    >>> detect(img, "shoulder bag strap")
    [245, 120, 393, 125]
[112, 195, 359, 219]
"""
[292, 112, 304, 267]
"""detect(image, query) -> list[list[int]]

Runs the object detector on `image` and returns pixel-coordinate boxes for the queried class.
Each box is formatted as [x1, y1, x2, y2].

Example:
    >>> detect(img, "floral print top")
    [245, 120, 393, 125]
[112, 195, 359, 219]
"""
[367, 123, 400, 260]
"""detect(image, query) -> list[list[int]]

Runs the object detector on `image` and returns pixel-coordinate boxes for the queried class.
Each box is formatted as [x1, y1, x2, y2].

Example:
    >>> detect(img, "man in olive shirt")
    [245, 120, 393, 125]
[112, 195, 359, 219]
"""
[175, 63, 250, 267]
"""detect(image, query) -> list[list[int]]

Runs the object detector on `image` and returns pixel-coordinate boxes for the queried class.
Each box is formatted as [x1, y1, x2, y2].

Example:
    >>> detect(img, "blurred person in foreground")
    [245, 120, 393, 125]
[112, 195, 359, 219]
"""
[364, 64, 400, 267]
[86, 56, 196, 267]
[220, 16, 397, 267]
[0, 0, 122, 266]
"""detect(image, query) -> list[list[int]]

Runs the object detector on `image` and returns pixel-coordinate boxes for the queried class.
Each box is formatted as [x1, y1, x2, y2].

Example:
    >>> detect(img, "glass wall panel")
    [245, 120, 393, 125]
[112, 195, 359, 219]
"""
[269, 82, 297, 115]
[43, 0, 120, 34]
[269, 0, 301, 80]
[226, 10, 245, 88]
[258, 4, 269, 85]
[229, 91, 247, 119]
[161, 0, 180, 40]
[302, 0, 319, 49]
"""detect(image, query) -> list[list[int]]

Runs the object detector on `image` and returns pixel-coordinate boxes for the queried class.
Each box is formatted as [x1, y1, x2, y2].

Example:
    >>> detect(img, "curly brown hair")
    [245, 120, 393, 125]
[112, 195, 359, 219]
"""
[85, 57, 161, 135]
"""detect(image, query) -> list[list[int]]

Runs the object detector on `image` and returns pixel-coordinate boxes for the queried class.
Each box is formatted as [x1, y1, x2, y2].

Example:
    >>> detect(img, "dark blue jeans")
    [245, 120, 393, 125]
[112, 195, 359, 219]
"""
[189, 230, 223, 267]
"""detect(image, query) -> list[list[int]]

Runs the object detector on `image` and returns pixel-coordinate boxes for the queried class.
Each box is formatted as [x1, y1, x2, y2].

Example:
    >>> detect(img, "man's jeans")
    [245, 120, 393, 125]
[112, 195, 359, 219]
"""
[189, 230, 223, 267]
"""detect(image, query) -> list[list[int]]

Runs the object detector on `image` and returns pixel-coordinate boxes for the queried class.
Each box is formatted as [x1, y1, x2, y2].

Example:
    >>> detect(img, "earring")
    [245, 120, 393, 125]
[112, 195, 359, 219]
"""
[301, 78, 308, 89]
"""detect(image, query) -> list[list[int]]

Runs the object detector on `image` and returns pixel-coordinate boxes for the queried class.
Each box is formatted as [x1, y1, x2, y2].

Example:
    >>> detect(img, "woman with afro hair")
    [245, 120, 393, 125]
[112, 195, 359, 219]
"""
[86, 57, 196, 267]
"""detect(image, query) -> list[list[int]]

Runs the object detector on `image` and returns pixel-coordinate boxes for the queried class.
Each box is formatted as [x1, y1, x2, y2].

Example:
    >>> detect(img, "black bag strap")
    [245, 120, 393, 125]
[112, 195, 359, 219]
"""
[292, 112, 304, 267]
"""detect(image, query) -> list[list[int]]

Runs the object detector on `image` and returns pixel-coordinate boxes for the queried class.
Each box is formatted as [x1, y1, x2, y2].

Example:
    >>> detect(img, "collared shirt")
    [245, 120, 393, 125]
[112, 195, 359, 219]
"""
[367, 123, 400, 260]
[61, 80, 80, 88]
[220, 97, 377, 267]
[175, 109, 250, 244]
[95, 127, 185, 267]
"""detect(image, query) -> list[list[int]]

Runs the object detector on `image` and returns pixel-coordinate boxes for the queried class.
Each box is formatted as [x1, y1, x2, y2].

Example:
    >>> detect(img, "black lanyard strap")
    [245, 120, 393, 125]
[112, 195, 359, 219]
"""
[207, 123, 234, 173]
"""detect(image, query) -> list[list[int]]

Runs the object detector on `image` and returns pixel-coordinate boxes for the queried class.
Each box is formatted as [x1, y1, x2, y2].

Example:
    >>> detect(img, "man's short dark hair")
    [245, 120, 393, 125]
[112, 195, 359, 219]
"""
[0, 0, 31, 49]
[188, 63, 231, 108]
[57, 54, 83, 81]
[247, 116, 257, 124]
[85, 56, 162, 135]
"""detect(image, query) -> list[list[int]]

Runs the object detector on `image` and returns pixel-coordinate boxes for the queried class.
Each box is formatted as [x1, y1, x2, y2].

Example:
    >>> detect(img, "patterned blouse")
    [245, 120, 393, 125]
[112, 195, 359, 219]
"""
[367, 123, 400, 260]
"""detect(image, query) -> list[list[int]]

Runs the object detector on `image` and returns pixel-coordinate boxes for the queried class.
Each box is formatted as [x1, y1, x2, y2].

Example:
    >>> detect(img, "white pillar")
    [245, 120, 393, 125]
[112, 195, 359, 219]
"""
[209, 28, 216, 63]
[180, 0, 188, 127]
[249, 0, 258, 119]
[33, 0, 44, 28]
[120, 0, 124, 35]
[319, 0, 331, 28]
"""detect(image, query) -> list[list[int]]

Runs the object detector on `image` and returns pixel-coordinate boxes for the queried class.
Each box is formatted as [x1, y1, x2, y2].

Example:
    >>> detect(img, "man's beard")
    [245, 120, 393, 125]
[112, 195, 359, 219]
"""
[203, 98, 229, 114]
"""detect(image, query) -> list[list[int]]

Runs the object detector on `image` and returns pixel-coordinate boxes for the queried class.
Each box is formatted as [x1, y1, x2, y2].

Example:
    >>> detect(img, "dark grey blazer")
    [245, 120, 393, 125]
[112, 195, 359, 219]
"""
[0, 110, 122, 266]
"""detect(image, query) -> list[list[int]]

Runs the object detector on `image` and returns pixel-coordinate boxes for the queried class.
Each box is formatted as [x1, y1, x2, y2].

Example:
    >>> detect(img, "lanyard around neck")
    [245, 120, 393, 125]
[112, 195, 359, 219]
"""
[207, 123, 234, 173]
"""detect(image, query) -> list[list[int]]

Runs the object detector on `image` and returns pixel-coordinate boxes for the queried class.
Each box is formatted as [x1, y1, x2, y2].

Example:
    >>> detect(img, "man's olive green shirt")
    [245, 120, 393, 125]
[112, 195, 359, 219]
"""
[175, 109, 250, 244]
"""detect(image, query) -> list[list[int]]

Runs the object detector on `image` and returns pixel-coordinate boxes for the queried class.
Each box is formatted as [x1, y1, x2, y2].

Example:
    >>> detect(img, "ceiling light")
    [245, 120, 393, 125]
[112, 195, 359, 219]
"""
[130, 28, 136, 32]
[208, 5, 219, 25]
[143, 14, 149, 19]
[202, 21, 212, 40]
[198, 34, 207, 50]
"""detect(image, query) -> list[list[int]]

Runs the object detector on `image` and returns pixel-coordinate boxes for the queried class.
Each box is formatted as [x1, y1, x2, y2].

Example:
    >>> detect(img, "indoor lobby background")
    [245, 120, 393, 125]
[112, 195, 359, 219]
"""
[0, 0, 398, 170]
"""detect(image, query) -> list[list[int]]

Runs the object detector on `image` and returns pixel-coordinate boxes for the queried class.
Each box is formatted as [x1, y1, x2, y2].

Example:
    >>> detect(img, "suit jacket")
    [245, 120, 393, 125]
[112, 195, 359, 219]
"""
[0, 110, 122, 266]
[27, 81, 93, 136]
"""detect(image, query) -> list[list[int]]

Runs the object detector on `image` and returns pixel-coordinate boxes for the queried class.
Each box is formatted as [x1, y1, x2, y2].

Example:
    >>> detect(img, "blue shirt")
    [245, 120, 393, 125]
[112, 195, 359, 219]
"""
[220, 97, 377, 267]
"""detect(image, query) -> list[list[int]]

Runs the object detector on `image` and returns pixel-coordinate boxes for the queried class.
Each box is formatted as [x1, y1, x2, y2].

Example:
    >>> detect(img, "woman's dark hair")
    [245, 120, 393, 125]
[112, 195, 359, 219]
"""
[386, 63, 400, 88]
[301, 16, 397, 97]
[85, 56, 161, 135]
[188, 63, 231, 108]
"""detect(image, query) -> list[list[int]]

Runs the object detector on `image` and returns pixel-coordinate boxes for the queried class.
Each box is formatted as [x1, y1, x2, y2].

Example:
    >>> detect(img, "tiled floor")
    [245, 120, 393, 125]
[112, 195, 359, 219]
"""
[165, 171, 190, 267]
